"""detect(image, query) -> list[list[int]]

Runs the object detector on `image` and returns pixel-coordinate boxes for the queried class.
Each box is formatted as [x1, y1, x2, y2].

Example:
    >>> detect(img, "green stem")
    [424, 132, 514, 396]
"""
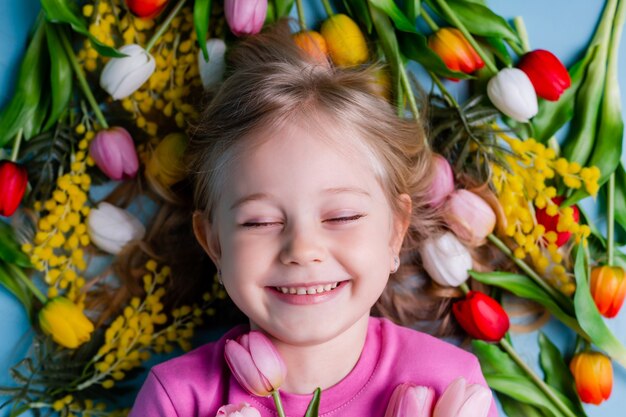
[295, 0, 307, 31]
[145, 0, 187, 53]
[10, 129, 24, 162]
[320, 0, 334, 17]
[431, 0, 498, 74]
[487, 234, 573, 312]
[500, 338, 578, 417]
[398, 62, 421, 123]
[271, 390, 286, 417]
[512, 16, 530, 53]
[7, 263, 47, 304]
[589, 0, 618, 47]
[58, 27, 109, 129]
[429, 71, 460, 108]
[608, 173, 615, 266]
[459, 282, 470, 295]
[420, 8, 440, 32]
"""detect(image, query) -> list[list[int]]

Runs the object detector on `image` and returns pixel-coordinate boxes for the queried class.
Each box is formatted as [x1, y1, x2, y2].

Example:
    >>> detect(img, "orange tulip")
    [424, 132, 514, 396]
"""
[569, 351, 612, 405]
[428, 28, 484, 80]
[590, 265, 626, 318]
[293, 30, 328, 65]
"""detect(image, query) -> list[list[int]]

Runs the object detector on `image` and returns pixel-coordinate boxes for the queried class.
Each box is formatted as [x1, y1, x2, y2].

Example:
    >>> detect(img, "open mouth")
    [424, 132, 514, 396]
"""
[273, 281, 345, 295]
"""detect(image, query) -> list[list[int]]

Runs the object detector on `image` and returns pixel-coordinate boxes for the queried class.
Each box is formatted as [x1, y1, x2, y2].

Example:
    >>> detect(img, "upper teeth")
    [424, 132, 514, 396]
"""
[276, 282, 339, 295]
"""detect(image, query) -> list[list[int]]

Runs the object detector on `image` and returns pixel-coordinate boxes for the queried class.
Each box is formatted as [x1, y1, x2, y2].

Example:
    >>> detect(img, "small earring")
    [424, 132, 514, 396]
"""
[217, 269, 223, 285]
[391, 256, 400, 273]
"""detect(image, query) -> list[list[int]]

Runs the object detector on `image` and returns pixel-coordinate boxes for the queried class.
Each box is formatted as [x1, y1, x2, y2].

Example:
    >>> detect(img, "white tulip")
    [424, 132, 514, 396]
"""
[487, 68, 538, 122]
[100, 44, 156, 100]
[87, 202, 146, 255]
[419, 232, 472, 287]
[198, 39, 227, 90]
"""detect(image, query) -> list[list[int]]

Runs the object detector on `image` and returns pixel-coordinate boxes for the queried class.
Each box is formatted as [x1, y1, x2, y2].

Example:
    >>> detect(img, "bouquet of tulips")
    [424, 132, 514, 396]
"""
[1, 1, 626, 416]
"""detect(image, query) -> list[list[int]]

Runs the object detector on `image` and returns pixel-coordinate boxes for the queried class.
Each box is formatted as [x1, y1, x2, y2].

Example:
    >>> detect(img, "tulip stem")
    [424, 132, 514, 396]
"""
[512, 16, 530, 54]
[399, 62, 422, 125]
[430, 0, 498, 74]
[607, 173, 615, 266]
[145, 0, 187, 53]
[271, 390, 287, 417]
[487, 234, 574, 313]
[58, 27, 109, 129]
[295, 0, 307, 31]
[420, 9, 440, 32]
[429, 71, 460, 108]
[10, 129, 23, 162]
[459, 282, 470, 295]
[320, 0, 334, 17]
[7, 263, 47, 304]
[500, 338, 578, 417]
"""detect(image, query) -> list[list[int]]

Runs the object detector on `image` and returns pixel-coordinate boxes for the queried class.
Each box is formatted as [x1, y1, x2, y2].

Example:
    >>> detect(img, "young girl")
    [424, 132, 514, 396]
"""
[128, 22, 498, 417]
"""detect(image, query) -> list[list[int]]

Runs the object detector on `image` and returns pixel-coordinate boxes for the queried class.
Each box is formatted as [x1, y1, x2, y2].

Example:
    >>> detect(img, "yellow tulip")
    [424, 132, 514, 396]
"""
[39, 297, 94, 349]
[146, 133, 189, 188]
[320, 14, 368, 67]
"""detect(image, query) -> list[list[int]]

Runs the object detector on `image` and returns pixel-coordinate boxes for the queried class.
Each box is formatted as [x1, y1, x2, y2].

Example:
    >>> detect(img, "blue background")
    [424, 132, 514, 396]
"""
[1, 1, 625, 416]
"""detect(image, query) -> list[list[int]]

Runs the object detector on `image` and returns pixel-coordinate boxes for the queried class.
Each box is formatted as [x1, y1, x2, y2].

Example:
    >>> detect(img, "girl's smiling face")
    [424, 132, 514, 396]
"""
[195, 119, 410, 346]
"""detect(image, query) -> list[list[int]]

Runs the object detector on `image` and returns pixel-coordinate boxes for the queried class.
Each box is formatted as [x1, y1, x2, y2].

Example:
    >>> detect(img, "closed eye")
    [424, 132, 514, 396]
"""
[240, 222, 283, 228]
[325, 214, 366, 223]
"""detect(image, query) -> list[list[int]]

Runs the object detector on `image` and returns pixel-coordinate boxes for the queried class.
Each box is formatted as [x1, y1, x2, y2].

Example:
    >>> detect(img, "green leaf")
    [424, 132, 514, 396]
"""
[274, 0, 295, 18]
[472, 340, 526, 376]
[483, 36, 512, 67]
[40, 0, 123, 57]
[369, 0, 417, 32]
[0, 263, 33, 319]
[469, 271, 580, 333]
[615, 163, 626, 232]
[486, 375, 563, 417]
[532, 46, 596, 143]
[369, 6, 402, 90]
[538, 333, 586, 416]
[498, 394, 548, 417]
[573, 245, 626, 368]
[0, 222, 32, 268]
[426, 0, 521, 42]
[194, 0, 212, 61]
[399, 32, 472, 79]
[405, 0, 421, 22]
[303, 387, 321, 417]
[344, 0, 373, 34]
[43, 24, 72, 131]
[0, 16, 47, 146]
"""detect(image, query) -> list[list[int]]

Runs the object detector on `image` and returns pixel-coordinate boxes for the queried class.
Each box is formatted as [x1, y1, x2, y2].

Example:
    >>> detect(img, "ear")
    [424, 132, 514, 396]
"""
[192, 210, 221, 267]
[390, 193, 412, 254]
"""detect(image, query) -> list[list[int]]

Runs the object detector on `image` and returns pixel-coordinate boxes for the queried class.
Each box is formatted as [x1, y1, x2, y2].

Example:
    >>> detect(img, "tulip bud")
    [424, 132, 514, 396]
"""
[100, 44, 156, 100]
[87, 202, 146, 255]
[444, 190, 496, 247]
[518, 49, 571, 101]
[420, 232, 472, 287]
[433, 377, 492, 417]
[384, 383, 435, 417]
[590, 265, 626, 318]
[428, 28, 484, 80]
[224, 331, 287, 397]
[125, 0, 169, 19]
[224, 0, 268, 37]
[535, 196, 580, 247]
[452, 291, 510, 342]
[569, 351, 613, 405]
[427, 154, 455, 208]
[487, 68, 538, 122]
[198, 39, 227, 90]
[89, 127, 139, 181]
[216, 403, 262, 417]
[292, 30, 329, 65]
[320, 14, 369, 67]
[145, 132, 188, 190]
[0, 160, 28, 217]
[39, 297, 95, 349]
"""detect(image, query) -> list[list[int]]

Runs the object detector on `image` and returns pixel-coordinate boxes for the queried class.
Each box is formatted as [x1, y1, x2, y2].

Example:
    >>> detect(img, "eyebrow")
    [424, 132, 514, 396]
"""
[229, 187, 371, 211]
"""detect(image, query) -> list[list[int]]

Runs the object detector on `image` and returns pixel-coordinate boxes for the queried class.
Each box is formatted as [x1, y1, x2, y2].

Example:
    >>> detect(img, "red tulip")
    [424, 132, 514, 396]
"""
[535, 196, 580, 247]
[518, 49, 571, 101]
[452, 291, 509, 342]
[570, 351, 613, 405]
[590, 265, 626, 318]
[125, 0, 169, 19]
[224, 331, 287, 396]
[384, 383, 435, 417]
[0, 160, 28, 217]
[428, 28, 484, 80]
[89, 127, 139, 181]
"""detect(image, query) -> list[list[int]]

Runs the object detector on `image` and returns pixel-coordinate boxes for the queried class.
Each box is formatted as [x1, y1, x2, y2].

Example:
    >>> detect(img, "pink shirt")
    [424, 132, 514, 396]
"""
[129, 317, 498, 416]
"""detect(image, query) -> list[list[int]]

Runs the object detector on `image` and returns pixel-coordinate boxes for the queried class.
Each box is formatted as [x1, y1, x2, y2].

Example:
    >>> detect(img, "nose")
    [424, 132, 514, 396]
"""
[279, 223, 326, 266]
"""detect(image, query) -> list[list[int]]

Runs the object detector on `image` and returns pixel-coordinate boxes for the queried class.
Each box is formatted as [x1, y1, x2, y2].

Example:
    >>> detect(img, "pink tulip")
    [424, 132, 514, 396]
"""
[384, 383, 436, 417]
[427, 154, 455, 208]
[89, 127, 139, 181]
[444, 190, 496, 247]
[433, 377, 492, 417]
[216, 402, 262, 417]
[224, 331, 287, 396]
[224, 0, 267, 37]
